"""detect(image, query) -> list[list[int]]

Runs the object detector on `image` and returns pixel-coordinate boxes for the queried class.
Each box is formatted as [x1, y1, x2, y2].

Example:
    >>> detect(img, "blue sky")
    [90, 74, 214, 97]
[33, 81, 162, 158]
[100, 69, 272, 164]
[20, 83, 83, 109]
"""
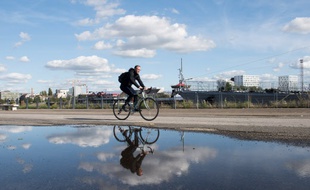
[1, 0, 310, 94]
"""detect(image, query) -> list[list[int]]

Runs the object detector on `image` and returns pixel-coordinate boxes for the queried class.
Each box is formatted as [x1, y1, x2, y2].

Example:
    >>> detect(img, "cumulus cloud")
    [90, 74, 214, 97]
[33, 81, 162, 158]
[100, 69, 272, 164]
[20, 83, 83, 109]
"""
[75, 15, 215, 57]
[74, 0, 126, 26]
[113, 48, 156, 58]
[19, 56, 30, 62]
[283, 17, 310, 34]
[45, 55, 117, 74]
[0, 73, 32, 83]
[289, 56, 310, 69]
[93, 40, 112, 50]
[14, 32, 31, 47]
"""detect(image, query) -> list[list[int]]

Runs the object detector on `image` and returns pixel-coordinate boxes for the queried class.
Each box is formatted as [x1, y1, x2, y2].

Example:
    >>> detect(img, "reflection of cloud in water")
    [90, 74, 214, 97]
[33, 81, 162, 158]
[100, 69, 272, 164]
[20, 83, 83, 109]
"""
[16, 157, 33, 173]
[79, 146, 217, 186]
[287, 159, 310, 177]
[0, 126, 32, 133]
[47, 128, 112, 147]
[22, 143, 31, 149]
[0, 133, 7, 141]
[7, 145, 16, 150]
[96, 152, 115, 161]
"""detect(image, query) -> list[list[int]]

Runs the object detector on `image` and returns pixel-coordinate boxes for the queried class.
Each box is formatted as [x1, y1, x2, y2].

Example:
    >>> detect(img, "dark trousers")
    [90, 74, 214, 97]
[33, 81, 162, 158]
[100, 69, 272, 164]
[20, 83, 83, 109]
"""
[120, 85, 138, 107]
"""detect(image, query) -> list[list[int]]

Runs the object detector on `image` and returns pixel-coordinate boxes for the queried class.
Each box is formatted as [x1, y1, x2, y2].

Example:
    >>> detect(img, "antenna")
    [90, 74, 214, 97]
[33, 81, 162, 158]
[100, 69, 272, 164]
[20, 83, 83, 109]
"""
[300, 59, 304, 92]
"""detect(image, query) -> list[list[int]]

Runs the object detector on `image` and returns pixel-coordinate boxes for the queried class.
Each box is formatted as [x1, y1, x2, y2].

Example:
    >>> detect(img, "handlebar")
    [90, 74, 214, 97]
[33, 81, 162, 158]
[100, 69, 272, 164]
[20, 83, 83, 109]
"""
[139, 87, 152, 94]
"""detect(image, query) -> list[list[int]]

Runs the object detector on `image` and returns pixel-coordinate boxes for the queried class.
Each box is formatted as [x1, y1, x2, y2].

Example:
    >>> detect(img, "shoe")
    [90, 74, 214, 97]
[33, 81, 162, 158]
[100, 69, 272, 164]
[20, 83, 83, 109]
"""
[122, 130, 128, 136]
[122, 105, 128, 112]
[133, 108, 140, 112]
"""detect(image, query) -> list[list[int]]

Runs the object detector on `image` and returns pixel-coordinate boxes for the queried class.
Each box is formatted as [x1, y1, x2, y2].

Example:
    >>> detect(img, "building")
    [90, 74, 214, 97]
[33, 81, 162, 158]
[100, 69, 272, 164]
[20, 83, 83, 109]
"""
[56, 89, 69, 98]
[278, 75, 298, 92]
[234, 75, 260, 87]
[68, 85, 87, 97]
[0, 91, 20, 101]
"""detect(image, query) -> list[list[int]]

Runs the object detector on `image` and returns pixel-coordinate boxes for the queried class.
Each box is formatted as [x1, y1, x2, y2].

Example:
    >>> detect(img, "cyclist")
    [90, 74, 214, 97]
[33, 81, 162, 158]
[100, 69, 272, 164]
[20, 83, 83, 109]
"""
[119, 65, 145, 112]
[120, 128, 152, 176]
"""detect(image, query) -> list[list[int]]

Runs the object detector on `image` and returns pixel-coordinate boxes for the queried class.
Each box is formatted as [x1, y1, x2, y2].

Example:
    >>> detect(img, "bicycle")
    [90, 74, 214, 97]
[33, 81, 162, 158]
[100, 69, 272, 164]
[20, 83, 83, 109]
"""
[112, 88, 159, 121]
[113, 125, 160, 152]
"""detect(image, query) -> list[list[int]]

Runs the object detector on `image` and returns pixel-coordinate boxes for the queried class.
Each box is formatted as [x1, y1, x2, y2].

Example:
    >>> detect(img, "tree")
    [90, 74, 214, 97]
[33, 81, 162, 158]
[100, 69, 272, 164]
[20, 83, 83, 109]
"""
[48, 88, 53, 96]
[225, 82, 232, 91]
[40, 90, 47, 96]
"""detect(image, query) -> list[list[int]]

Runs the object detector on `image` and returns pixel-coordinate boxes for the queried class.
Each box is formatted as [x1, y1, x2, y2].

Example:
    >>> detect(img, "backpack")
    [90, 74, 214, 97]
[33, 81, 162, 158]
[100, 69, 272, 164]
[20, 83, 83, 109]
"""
[118, 72, 128, 83]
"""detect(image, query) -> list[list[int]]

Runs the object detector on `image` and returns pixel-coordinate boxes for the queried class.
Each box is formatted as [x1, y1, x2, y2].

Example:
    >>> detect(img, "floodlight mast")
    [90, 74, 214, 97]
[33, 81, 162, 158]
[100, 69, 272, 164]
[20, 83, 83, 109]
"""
[300, 59, 304, 93]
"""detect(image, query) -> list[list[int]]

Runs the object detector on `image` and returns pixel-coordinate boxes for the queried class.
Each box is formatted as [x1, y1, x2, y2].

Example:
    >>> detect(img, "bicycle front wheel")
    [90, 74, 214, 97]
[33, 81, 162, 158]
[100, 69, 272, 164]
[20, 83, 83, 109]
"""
[138, 97, 159, 121]
[112, 99, 130, 120]
[139, 127, 160, 144]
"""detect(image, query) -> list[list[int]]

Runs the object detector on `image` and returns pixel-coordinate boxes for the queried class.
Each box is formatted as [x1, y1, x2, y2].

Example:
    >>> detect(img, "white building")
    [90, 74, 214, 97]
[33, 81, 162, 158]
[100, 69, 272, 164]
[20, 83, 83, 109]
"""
[278, 75, 298, 92]
[56, 89, 69, 98]
[234, 75, 260, 87]
[68, 86, 87, 97]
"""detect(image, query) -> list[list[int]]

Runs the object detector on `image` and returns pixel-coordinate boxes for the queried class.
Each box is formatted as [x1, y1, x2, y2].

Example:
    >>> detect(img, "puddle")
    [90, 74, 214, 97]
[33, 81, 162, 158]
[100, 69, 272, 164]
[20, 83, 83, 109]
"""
[1, 125, 310, 190]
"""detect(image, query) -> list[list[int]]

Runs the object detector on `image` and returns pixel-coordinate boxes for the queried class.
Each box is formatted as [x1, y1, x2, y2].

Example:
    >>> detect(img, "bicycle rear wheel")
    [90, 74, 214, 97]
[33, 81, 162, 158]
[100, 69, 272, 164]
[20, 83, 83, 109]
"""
[112, 99, 130, 120]
[138, 97, 159, 121]
[139, 127, 160, 144]
[113, 125, 132, 142]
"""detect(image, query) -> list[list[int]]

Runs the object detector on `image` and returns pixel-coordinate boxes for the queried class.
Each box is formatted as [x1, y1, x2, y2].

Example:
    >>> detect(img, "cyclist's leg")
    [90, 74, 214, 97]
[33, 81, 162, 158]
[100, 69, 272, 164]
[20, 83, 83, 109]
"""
[120, 85, 136, 105]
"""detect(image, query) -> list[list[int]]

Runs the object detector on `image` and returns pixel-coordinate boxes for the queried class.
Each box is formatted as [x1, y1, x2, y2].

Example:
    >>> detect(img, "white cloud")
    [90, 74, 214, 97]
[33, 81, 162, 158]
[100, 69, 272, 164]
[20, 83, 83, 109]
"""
[20, 32, 31, 41]
[171, 8, 179, 14]
[213, 70, 246, 80]
[283, 17, 310, 34]
[0, 65, 7, 72]
[75, 15, 215, 57]
[93, 40, 112, 50]
[289, 56, 310, 69]
[20, 56, 30, 62]
[141, 74, 162, 80]
[0, 73, 32, 83]
[14, 32, 31, 47]
[45, 55, 114, 74]
[5, 56, 15, 60]
[113, 48, 156, 58]
[74, 0, 126, 26]
[273, 62, 284, 72]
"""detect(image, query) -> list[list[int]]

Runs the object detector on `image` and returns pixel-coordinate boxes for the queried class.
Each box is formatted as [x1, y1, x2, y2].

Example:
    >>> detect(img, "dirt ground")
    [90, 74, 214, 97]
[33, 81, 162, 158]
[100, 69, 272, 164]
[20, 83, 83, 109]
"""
[1, 108, 310, 145]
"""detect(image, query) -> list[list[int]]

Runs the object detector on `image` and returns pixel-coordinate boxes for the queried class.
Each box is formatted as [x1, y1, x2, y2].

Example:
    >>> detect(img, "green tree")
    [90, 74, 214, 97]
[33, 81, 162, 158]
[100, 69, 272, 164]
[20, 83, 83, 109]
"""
[48, 88, 53, 96]
[40, 90, 47, 96]
[225, 82, 232, 91]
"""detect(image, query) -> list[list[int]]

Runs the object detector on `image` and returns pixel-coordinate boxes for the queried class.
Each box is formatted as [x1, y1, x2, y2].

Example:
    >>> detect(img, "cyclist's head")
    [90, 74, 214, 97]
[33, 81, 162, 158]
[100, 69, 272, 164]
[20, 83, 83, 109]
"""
[134, 65, 141, 74]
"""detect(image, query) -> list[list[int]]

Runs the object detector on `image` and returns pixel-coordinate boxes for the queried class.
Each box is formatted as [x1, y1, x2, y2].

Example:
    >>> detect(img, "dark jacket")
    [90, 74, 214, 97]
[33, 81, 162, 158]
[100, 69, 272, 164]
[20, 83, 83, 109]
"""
[122, 68, 145, 88]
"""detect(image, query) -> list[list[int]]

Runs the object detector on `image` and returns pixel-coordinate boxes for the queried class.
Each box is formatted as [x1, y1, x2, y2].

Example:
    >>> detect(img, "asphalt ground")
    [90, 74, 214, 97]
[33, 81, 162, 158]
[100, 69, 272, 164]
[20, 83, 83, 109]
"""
[1, 108, 310, 144]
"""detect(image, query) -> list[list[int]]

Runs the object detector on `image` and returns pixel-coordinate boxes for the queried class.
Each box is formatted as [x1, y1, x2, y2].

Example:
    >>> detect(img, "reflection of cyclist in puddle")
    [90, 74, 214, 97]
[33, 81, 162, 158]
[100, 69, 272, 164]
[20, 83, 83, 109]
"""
[120, 129, 152, 176]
